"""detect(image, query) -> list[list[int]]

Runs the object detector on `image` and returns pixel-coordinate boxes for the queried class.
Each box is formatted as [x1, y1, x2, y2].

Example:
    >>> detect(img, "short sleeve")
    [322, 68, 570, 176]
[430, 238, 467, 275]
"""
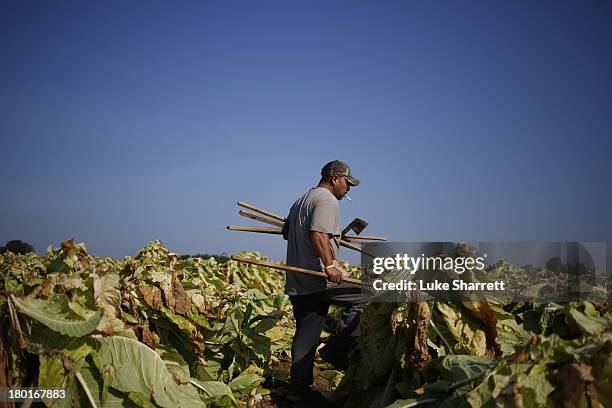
[310, 196, 338, 234]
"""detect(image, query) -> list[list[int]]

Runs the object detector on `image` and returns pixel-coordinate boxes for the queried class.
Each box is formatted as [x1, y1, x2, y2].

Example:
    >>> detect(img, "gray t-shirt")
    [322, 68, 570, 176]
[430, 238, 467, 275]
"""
[284, 187, 341, 295]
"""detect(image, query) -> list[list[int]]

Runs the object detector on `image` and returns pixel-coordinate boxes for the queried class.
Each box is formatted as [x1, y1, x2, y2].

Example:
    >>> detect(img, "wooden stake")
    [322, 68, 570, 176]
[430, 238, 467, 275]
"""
[344, 234, 387, 241]
[340, 240, 378, 258]
[238, 210, 285, 227]
[231, 255, 368, 286]
[227, 225, 282, 234]
[235, 201, 384, 258]
[238, 201, 286, 222]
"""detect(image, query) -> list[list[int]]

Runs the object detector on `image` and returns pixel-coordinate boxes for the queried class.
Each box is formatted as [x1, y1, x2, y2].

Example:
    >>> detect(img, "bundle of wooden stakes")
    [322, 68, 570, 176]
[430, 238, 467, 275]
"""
[227, 201, 386, 285]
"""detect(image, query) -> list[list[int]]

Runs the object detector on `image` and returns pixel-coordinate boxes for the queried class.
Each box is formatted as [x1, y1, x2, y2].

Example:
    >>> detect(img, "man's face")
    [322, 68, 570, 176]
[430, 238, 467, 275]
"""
[331, 175, 350, 200]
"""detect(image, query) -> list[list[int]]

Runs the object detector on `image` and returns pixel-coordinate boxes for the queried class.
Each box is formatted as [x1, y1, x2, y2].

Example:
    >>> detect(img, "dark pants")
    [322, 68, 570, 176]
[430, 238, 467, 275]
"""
[289, 282, 372, 385]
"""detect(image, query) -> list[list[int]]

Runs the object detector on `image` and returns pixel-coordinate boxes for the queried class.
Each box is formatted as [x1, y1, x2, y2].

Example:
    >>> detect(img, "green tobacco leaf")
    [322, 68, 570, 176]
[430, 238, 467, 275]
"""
[565, 303, 609, 335]
[156, 345, 191, 385]
[92, 336, 206, 408]
[77, 358, 139, 408]
[194, 357, 224, 382]
[318, 369, 344, 389]
[362, 303, 398, 381]
[250, 310, 285, 333]
[24, 276, 45, 287]
[466, 373, 505, 408]
[467, 368, 554, 408]
[161, 307, 197, 333]
[25, 321, 92, 354]
[496, 318, 532, 356]
[488, 303, 532, 355]
[38, 354, 72, 408]
[190, 379, 238, 408]
[429, 317, 456, 355]
[39, 354, 66, 389]
[126, 392, 157, 408]
[437, 355, 495, 383]
[228, 366, 264, 395]
[63, 343, 95, 373]
[11, 294, 102, 337]
[519, 368, 555, 407]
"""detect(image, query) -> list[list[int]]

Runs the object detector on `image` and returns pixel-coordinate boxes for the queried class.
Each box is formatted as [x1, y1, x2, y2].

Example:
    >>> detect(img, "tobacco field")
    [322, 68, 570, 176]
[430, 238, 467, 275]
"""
[1, 240, 610, 407]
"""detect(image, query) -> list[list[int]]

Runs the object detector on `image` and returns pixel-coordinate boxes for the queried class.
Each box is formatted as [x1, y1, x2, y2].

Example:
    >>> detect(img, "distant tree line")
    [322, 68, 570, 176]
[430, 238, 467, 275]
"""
[0, 241, 232, 262]
[0, 240, 35, 255]
[180, 253, 230, 262]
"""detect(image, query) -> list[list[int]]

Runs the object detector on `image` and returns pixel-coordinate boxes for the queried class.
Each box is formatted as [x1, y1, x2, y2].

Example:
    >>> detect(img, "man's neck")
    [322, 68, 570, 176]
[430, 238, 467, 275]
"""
[317, 182, 334, 196]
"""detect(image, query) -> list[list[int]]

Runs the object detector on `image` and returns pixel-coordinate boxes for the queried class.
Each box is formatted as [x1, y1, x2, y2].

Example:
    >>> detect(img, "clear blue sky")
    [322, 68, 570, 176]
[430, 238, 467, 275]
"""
[2, 1, 611, 262]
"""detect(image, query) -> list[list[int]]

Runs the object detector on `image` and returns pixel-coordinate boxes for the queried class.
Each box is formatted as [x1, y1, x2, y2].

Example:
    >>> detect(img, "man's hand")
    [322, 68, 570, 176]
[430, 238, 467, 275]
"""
[325, 265, 343, 283]
[310, 230, 343, 283]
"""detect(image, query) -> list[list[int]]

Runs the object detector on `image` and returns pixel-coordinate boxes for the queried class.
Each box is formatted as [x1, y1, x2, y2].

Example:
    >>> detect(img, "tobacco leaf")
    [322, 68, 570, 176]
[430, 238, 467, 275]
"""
[160, 273, 190, 316]
[92, 335, 206, 408]
[139, 285, 163, 310]
[11, 294, 102, 337]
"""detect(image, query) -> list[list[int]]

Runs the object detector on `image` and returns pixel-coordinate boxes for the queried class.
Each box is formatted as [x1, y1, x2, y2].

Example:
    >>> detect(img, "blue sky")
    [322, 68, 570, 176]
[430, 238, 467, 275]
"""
[1, 1, 611, 262]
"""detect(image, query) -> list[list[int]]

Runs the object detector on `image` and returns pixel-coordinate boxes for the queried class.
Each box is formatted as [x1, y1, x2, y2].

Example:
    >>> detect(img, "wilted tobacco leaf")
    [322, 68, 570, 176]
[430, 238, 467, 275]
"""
[436, 302, 488, 356]
[135, 324, 158, 349]
[139, 285, 163, 310]
[463, 301, 502, 357]
[160, 273, 190, 316]
[96, 312, 137, 338]
[468, 331, 611, 408]
[93, 272, 121, 309]
[411, 302, 433, 371]
[191, 293, 216, 316]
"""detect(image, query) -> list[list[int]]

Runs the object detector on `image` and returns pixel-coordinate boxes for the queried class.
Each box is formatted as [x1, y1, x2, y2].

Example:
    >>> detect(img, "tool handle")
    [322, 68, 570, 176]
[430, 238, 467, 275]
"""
[227, 225, 283, 234]
[238, 201, 286, 222]
[235, 201, 382, 258]
[239, 210, 285, 227]
[339, 240, 379, 258]
[343, 234, 387, 241]
[231, 256, 367, 286]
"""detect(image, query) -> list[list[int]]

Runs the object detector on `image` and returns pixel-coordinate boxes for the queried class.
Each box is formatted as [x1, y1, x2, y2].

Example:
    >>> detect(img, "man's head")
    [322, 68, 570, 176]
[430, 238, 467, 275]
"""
[319, 160, 360, 200]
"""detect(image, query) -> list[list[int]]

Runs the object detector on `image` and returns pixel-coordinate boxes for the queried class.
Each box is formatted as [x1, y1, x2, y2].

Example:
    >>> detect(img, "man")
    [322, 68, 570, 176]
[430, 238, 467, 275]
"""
[282, 160, 372, 400]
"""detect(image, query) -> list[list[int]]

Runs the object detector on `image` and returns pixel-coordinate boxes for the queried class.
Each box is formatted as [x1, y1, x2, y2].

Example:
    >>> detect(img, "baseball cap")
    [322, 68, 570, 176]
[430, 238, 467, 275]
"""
[321, 160, 360, 186]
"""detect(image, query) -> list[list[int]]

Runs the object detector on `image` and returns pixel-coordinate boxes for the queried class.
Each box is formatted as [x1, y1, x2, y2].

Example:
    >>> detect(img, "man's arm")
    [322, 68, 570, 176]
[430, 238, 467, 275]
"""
[310, 230, 342, 283]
